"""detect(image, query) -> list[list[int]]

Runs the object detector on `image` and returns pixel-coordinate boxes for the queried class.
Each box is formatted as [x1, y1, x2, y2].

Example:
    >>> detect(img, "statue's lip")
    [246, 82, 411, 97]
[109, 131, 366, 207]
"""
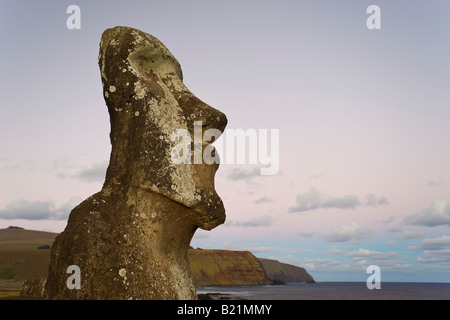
[145, 187, 223, 214]
[162, 196, 225, 230]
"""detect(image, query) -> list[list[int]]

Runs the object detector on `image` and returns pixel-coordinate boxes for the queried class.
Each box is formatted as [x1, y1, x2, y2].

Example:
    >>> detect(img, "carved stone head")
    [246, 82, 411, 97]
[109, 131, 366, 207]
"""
[46, 27, 228, 300]
[99, 27, 227, 230]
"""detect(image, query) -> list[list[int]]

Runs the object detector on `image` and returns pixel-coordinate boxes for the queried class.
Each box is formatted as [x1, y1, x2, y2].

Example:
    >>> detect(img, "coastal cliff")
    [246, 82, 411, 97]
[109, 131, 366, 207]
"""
[188, 249, 272, 286]
[258, 258, 316, 283]
[188, 249, 316, 286]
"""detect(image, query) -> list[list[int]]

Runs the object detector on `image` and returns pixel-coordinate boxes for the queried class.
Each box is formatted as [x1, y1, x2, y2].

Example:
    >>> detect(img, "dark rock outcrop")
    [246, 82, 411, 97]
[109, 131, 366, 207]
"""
[189, 250, 271, 286]
[258, 258, 316, 283]
[45, 27, 227, 300]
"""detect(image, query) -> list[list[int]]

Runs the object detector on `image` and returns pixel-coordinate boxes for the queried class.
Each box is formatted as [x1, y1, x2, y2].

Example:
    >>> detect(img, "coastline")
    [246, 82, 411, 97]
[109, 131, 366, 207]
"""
[2, 281, 450, 300]
[196, 281, 450, 300]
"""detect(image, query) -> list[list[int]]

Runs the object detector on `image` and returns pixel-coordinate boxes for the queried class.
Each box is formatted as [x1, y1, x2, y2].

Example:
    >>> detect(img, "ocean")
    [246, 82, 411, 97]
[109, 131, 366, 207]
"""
[196, 282, 450, 300]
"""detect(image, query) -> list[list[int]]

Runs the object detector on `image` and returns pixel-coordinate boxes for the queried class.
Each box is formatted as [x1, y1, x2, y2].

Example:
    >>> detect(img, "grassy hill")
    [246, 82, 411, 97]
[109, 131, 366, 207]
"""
[0, 227, 58, 295]
[0, 227, 57, 285]
[0, 227, 57, 251]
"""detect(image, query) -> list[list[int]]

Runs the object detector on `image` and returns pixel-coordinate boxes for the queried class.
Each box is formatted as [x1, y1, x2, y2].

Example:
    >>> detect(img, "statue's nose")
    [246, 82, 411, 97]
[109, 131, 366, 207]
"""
[199, 103, 227, 134]
[178, 94, 228, 135]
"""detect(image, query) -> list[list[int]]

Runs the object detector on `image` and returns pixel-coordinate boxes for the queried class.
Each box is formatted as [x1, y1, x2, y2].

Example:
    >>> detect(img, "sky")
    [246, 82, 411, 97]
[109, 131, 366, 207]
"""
[1, 0, 450, 282]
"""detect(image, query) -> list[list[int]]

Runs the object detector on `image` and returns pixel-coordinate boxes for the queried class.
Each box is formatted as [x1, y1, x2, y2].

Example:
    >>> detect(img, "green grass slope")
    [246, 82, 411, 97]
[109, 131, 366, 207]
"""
[0, 227, 57, 251]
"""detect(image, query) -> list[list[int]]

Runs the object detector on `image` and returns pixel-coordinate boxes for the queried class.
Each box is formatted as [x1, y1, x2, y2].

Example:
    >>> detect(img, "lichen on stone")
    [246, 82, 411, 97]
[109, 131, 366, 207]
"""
[45, 26, 227, 301]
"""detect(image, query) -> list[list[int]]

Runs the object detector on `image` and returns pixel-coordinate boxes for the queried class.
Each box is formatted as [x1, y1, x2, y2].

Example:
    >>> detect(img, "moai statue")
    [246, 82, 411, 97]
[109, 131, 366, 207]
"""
[46, 26, 227, 300]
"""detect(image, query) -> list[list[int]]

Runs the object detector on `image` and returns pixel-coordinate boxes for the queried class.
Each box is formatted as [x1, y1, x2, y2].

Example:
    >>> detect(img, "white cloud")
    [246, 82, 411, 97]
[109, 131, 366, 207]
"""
[409, 236, 450, 264]
[402, 230, 425, 239]
[289, 187, 388, 213]
[56, 160, 108, 183]
[226, 167, 261, 182]
[191, 230, 210, 242]
[296, 231, 315, 238]
[322, 222, 373, 242]
[365, 194, 389, 207]
[302, 257, 353, 272]
[405, 200, 450, 227]
[254, 196, 273, 204]
[222, 242, 272, 253]
[418, 235, 450, 250]
[380, 216, 395, 224]
[270, 255, 303, 266]
[323, 195, 360, 210]
[386, 227, 402, 233]
[417, 249, 450, 263]
[73, 161, 108, 183]
[428, 179, 443, 187]
[226, 214, 273, 227]
[289, 187, 323, 212]
[308, 248, 413, 276]
[221, 243, 304, 256]
[240, 215, 273, 227]
[0, 199, 57, 220]
[344, 248, 399, 261]
[0, 197, 82, 220]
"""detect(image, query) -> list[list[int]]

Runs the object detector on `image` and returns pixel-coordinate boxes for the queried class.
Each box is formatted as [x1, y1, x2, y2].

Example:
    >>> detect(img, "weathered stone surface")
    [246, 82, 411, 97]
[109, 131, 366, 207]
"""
[45, 26, 227, 300]
[20, 279, 47, 298]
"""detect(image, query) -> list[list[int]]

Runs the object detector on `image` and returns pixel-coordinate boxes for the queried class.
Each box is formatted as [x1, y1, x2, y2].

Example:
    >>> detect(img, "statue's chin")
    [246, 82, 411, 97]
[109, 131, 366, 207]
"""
[193, 206, 226, 230]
